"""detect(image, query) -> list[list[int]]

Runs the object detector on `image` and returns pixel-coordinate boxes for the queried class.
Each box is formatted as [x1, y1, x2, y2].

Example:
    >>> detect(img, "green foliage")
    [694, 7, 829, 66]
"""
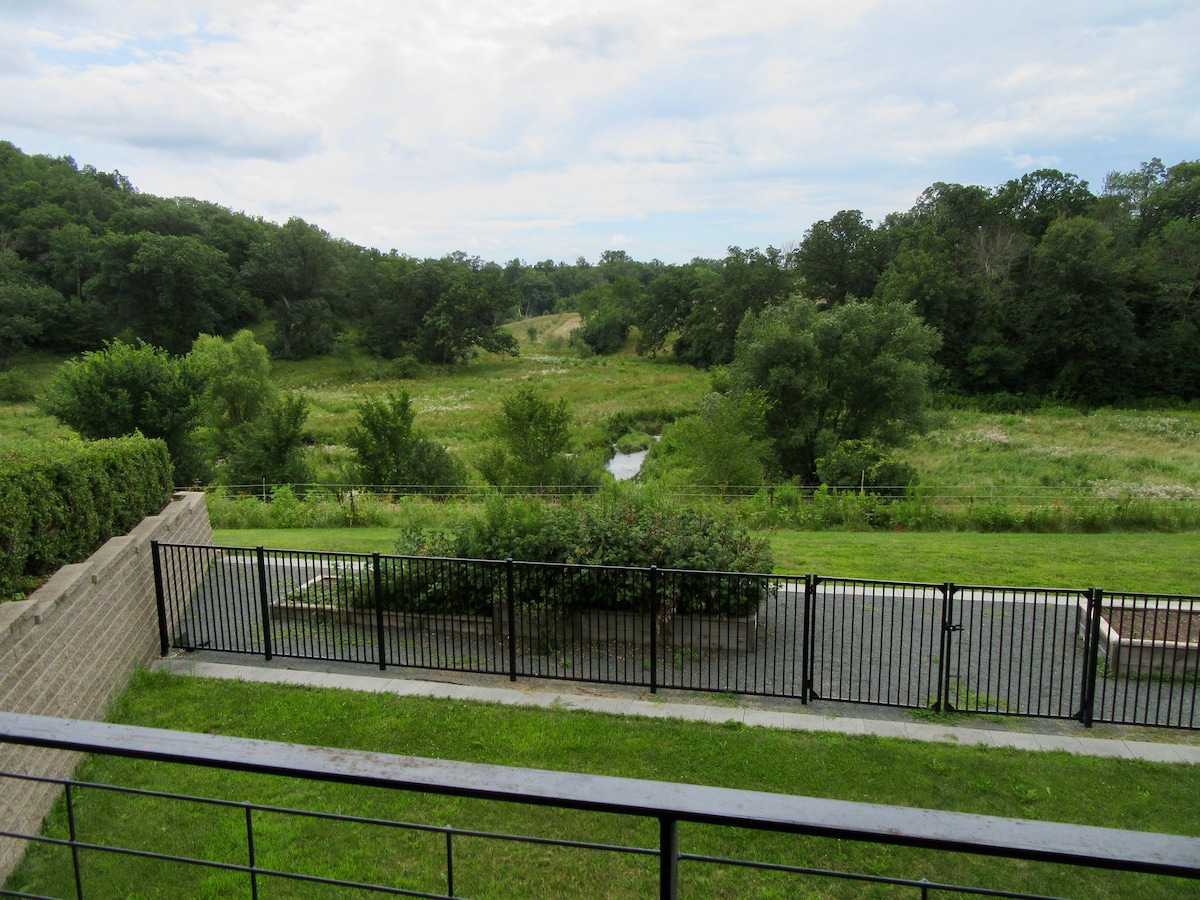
[614, 431, 653, 453]
[478, 385, 602, 491]
[189, 330, 275, 451]
[38, 339, 205, 482]
[438, 488, 774, 616]
[729, 297, 941, 482]
[221, 393, 312, 488]
[816, 439, 919, 496]
[345, 391, 465, 489]
[0, 437, 172, 600]
[641, 388, 774, 489]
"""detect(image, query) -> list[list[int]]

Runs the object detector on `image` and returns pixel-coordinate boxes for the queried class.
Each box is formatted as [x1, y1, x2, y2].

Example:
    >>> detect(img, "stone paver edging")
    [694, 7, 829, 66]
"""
[152, 658, 1200, 765]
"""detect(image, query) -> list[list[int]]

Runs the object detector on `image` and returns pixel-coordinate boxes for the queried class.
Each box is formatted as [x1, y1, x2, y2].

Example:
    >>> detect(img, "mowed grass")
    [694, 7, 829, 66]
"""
[7, 670, 1199, 899]
[216, 527, 1200, 595]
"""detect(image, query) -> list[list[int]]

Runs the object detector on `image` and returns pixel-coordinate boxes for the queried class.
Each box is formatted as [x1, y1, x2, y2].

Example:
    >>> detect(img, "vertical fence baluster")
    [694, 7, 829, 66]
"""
[373, 553, 386, 670]
[1081, 588, 1102, 728]
[245, 802, 258, 900]
[650, 566, 659, 695]
[445, 825, 455, 898]
[935, 583, 954, 711]
[66, 783, 83, 900]
[507, 559, 517, 682]
[800, 575, 813, 704]
[256, 546, 273, 662]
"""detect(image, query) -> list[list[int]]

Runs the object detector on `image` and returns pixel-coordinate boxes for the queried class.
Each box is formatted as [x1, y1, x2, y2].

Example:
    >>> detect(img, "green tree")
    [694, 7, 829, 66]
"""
[346, 391, 465, 490]
[640, 388, 774, 490]
[477, 385, 599, 491]
[728, 297, 941, 482]
[242, 218, 342, 358]
[39, 340, 206, 482]
[222, 393, 312, 488]
[1025, 217, 1136, 403]
[795, 211, 886, 304]
[188, 330, 276, 452]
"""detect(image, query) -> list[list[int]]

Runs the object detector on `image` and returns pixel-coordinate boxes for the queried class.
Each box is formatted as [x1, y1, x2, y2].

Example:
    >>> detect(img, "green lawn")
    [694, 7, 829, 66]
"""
[6, 671, 1198, 899]
[216, 528, 1200, 594]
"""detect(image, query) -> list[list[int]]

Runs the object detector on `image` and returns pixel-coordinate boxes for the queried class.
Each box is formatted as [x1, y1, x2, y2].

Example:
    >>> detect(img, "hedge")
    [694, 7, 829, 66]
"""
[0, 437, 174, 601]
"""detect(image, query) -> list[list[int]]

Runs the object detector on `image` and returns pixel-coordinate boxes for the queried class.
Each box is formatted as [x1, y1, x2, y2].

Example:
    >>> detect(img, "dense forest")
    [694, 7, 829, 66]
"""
[1, 140, 1197, 404]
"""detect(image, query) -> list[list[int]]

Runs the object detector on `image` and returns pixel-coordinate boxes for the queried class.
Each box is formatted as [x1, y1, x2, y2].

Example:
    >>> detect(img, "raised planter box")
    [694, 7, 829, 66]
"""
[1082, 599, 1199, 676]
[273, 576, 760, 653]
[580, 610, 758, 653]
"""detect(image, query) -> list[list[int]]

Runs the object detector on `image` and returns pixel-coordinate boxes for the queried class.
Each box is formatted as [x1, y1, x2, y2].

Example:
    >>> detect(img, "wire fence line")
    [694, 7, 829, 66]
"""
[153, 542, 1200, 730]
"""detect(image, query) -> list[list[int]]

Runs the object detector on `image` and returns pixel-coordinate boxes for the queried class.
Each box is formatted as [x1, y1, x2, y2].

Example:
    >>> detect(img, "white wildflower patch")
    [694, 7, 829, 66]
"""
[960, 428, 1011, 446]
[1090, 480, 1200, 500]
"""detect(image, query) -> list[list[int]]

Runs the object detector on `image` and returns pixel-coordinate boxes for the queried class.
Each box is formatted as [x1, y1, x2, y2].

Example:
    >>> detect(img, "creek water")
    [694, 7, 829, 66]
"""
[606, 448, 649, 481]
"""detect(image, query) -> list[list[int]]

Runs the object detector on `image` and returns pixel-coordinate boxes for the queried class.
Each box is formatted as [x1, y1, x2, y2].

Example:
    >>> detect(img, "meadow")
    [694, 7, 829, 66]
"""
[4, 318, 1200, 533]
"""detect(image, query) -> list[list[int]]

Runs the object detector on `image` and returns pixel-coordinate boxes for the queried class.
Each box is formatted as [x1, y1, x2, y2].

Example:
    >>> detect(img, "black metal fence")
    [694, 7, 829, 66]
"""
[4, 712, 1199, 899]
[153, 542, 1200, 730]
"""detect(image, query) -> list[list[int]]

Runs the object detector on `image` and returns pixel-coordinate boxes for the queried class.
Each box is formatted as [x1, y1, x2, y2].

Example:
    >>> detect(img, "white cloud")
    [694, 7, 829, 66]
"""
[0, 0, 1197, 261]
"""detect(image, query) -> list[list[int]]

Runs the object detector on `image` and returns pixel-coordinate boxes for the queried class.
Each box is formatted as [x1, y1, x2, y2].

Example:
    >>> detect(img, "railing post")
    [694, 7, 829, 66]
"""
[152, 540, 170, 657]
[659, 816, 679, 900]
[445, 825, 455, 898]
[507, 559, 517, 682]
[256, 546, 273, 662]
[373, 553, 386, 671]
[801, 574, 815, 704]
[245, 802, 259, 900]
[935, 583, 956, 711]
[1080, 588, 1103, 728]
[66, 782, 83, 900]
[650, 566, 659, 695]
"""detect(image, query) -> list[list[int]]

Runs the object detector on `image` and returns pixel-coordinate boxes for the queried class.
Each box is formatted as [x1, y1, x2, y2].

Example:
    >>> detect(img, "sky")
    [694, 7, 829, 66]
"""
[1, 1, 1197, 265]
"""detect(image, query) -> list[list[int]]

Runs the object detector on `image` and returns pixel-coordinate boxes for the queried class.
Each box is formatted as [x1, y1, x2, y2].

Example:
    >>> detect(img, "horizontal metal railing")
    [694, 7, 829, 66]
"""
[153, 543, 1200, 730]
[2, 712, 1199, 899]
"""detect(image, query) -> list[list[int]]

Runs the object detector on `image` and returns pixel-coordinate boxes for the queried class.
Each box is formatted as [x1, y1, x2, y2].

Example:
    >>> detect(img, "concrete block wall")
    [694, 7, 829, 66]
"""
[0, 491, 214, 883]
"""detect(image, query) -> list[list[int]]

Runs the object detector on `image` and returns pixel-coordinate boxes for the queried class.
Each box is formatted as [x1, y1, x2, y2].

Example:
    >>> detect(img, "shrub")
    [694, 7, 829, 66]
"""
[39, 339, 206, 483]
[816, 439, 919, 496]
[391, 488, 775, 617]
[0, 437, 172, 600]
[345, 391, 465, 490]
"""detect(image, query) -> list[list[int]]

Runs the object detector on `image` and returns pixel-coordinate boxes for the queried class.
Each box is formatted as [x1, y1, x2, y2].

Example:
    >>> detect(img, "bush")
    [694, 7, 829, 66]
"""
[392, 488, 776, 617]
[39, 340, 206, 483]
[346, 391, 465, 490]
[816, 440, 919, 497]
[0, 437, 173, 600]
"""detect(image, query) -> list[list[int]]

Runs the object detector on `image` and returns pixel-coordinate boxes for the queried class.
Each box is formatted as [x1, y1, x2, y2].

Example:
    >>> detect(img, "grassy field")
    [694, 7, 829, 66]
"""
[5, 325, 1200, 527]
[213, 527, 1200, 594]
[6, 671, 1198, 899]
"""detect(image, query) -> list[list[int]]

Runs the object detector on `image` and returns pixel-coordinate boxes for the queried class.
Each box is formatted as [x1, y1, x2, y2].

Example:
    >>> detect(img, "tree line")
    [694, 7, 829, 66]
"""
[2, 140, 1198, 406]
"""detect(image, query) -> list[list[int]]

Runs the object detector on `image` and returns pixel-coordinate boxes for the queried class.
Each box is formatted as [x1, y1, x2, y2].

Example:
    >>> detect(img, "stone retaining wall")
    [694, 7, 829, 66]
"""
[0, 491, 213, 884]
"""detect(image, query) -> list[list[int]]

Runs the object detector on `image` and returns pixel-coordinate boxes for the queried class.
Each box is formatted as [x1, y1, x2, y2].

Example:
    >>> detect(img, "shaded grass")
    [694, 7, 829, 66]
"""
[7, 671, 1199, 898]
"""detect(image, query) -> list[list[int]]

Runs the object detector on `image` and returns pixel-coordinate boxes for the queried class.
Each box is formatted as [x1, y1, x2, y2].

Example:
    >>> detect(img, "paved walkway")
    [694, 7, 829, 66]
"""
[152, 656, 1200, 765]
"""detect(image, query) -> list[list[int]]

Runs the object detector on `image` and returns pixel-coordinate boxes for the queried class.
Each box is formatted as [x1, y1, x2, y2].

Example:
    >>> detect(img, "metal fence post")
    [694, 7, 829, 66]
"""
[801, 574, 814, 704]
[373, 553, 386, 671]
[935, 583, 956, 711]
[255, 546, 273, 662]
[1080, 588, 1103, 728]
[507, 559, 517, 682]
[152, 540, 170, 657]
[245, 802, 259, 900]
[659, 816, 679, 900]
[650, 566, 659, 695]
